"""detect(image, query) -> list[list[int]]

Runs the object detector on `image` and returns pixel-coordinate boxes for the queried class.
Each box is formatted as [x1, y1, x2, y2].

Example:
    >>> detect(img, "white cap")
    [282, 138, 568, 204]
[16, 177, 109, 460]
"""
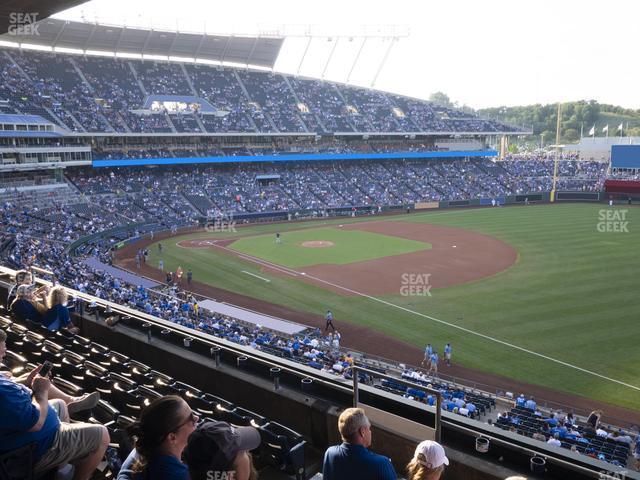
[414, 440, 449, 469]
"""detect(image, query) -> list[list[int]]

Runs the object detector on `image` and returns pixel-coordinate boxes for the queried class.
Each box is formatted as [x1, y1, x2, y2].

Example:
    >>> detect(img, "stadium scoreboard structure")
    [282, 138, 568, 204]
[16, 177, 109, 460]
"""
[611, 145, 640, 170]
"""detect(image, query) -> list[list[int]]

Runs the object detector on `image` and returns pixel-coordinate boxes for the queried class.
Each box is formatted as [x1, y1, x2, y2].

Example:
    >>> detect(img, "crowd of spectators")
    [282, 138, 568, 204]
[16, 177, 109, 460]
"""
[0, 153, 635, 472]
[61, 155, 609, 216]
[0, 47, 522, 135]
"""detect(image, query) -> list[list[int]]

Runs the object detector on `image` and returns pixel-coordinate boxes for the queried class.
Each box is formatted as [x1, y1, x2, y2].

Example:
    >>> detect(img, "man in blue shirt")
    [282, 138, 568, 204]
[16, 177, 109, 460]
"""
[444, 343, 452, 366]
[524, 396, 537, 410]
[323, 408, 396, 480]
[421, 344, 433, 366]
[0, 330, 109, 478]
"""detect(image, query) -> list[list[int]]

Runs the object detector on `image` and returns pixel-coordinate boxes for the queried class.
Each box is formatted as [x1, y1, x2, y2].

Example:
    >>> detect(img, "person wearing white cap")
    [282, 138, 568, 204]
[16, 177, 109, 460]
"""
[406, 440, 449, 480]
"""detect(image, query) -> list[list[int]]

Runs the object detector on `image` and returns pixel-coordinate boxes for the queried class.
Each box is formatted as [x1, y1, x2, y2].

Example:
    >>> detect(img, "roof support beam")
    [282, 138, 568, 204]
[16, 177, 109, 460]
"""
[167, 31, 179, 58]
[371, 37, 396, 87]
[220, 36, 232, 64]
[346, 37, 367, 84]
[51, 20, 68, 50]
[246, 36, 259, 69]
[321, 37, 339, 80]
[193, 33, 206, 62]
[83, 23, 98, 52]
[296, 36, 312, 76]
[115, 26, 127, 53]
[141, 29, 153, 57]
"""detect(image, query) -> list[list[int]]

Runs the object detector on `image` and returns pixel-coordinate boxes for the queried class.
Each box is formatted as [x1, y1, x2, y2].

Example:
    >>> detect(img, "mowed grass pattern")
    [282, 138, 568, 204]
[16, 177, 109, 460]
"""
[228, 227, 431, 268]
[147, 204, 640, 412]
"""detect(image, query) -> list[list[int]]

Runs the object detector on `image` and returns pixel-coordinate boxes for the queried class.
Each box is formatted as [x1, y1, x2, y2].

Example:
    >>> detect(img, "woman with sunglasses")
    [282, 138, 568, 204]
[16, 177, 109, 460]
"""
[118, 395, 199, 480]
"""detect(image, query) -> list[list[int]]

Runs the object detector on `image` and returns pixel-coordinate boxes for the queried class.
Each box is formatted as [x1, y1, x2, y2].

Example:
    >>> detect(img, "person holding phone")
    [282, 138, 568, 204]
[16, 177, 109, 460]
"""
[0, 329, 108, 479]
[0, 332, 100, 415]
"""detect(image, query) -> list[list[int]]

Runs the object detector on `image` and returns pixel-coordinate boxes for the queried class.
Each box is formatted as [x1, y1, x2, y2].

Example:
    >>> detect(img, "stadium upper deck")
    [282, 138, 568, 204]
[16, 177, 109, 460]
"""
[0, 46, 524, 136]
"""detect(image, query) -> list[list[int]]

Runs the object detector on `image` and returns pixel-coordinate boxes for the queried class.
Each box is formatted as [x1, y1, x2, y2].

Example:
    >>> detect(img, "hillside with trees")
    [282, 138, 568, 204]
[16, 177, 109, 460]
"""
[427, 93, 640, 146]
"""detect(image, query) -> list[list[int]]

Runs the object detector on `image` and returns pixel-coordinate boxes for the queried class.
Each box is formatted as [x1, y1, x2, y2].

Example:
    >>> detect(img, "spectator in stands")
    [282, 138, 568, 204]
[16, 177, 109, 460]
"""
[9, 284, 45, 323]
[524, 396, 537, 410]
[0, 328, 100, 413]
[547, 434, 562, 447]
[6, 268, 32, 305]
[586, 409, 603, 431]
[406, 440, 448, 480]
[323, 407, 396, 480]
[183, 420, 262, 480]
[119, 395, 198, 480]
[0, 330, 109, 479]
[42, 285, 79, 334]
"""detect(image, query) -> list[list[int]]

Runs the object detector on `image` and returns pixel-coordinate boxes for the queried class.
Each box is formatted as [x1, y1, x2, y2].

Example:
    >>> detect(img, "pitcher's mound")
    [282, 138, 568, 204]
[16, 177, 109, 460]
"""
[301, 240, 334, 248]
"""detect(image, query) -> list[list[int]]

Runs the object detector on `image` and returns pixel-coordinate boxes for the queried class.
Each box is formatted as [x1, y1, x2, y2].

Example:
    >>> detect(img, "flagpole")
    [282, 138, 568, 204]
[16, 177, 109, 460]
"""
[580, 122, 584, 139]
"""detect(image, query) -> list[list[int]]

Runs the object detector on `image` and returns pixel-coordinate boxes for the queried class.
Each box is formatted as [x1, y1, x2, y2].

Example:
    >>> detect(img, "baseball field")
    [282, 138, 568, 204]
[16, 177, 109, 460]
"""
[120, 203, 640, 416]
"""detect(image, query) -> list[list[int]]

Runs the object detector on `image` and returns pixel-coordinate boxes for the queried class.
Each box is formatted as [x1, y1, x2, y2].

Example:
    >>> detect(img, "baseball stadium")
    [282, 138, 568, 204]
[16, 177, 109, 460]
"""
[0, 2, 639, 480]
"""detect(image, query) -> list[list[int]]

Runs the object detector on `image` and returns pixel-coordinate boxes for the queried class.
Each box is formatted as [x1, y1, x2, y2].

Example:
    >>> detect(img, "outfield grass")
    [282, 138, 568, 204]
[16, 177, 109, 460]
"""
[146, 204, 640, 412]
[228, 227, 431, 268]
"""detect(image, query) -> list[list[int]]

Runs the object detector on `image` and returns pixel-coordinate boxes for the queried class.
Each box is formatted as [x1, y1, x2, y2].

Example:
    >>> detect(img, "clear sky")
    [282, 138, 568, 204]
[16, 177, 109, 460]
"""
[55, 0, 640, 110]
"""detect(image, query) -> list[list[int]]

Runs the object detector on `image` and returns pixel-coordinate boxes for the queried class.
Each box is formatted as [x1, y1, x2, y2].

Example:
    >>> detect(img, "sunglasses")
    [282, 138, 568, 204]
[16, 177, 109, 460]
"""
[168, 410, 200, 436]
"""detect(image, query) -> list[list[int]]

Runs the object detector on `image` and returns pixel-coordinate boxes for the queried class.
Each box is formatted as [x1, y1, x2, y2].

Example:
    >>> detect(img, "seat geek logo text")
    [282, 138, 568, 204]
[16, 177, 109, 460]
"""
[597, 209, 629, 233]
[400, 273, 432, 297]
[8, 13, 40, 35]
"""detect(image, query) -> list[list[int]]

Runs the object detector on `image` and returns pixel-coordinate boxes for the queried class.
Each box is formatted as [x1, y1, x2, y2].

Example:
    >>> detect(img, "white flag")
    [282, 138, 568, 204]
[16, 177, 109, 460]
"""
[617, 123, 623, 131]
[588, 125, 595, 136]
[602, 125, 609, 133]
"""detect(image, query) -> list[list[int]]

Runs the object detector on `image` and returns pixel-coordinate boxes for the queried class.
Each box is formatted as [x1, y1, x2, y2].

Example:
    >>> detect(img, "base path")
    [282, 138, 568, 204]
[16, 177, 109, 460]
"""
[181, 221, 518, 296]
[114, 226, 639, 425]
[300, 221, 517, 295]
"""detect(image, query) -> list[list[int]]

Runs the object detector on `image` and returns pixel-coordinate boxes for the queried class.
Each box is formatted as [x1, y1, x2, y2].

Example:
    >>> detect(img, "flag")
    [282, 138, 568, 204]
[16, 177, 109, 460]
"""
[588, 125, 595, 136]
[617, 123, 623, 131]
[602, 125, 609, 133]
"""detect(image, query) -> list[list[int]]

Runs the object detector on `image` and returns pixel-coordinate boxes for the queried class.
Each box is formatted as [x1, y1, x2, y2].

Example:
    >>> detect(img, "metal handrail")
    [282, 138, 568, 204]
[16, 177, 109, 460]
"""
[351, 365, 442, 442]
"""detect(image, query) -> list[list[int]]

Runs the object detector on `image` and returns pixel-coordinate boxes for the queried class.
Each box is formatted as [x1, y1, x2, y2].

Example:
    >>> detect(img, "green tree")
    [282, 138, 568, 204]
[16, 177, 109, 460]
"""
[428, 92, 453, 107]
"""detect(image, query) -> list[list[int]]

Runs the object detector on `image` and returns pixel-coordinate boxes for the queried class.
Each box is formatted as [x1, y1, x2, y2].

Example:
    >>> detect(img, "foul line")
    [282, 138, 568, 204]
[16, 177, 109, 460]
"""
[215, 244, 640, 393]
[216, 244, 300, 277]
[241, 271, 271, 283]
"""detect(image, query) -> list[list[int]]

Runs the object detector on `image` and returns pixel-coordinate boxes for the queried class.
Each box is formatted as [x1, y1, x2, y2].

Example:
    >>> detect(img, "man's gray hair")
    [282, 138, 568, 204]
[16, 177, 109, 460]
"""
[0, 329, 6, 343]
[338, 408, 370, 442]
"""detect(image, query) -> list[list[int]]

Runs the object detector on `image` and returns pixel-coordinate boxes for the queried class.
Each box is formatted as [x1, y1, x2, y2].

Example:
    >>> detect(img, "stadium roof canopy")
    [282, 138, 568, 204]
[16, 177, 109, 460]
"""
[0, 18, 285, 68]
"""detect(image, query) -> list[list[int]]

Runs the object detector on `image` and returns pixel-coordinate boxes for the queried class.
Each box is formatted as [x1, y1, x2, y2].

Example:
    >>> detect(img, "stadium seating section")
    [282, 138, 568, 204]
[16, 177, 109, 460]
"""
[0, 48, 520, 134]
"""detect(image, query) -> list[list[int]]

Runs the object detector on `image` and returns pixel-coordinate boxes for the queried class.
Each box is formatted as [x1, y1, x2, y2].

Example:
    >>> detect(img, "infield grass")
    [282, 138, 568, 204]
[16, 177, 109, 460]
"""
[228, 227, 431, 268]
[147, 204, 640, 412]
